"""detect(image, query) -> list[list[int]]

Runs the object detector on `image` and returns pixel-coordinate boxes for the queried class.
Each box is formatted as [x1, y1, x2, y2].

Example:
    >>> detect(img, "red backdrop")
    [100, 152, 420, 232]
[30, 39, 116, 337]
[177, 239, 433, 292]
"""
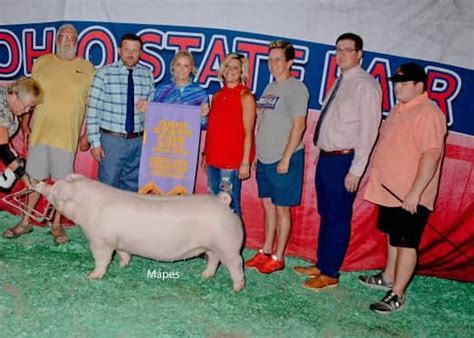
[1, 112, 473, 282]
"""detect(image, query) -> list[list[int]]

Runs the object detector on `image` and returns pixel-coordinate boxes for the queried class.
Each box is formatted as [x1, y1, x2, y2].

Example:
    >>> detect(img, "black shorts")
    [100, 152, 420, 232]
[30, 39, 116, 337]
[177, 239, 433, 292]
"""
[377, 205, 431, 249]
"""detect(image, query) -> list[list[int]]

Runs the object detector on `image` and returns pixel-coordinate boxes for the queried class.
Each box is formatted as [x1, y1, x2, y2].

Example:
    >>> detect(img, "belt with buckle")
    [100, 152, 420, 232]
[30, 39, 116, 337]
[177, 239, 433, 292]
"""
[320, 148, 354, 156]
[100, 128, 144, 139]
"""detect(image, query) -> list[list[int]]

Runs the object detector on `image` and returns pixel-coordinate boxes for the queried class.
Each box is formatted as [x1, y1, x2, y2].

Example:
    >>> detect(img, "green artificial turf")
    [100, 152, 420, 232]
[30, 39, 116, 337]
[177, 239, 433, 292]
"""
[0, 211, 472, 337]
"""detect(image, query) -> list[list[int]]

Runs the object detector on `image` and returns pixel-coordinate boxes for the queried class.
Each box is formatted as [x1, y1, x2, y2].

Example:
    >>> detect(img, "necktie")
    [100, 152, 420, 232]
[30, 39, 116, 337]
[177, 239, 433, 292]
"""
[313, 75, 343, 145]
[125, 68, 134, 133]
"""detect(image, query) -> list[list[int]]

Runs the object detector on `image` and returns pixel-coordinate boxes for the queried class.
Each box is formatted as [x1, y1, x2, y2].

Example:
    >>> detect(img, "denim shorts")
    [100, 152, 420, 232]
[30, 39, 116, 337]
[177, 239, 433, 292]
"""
[256, 149, 304, 206]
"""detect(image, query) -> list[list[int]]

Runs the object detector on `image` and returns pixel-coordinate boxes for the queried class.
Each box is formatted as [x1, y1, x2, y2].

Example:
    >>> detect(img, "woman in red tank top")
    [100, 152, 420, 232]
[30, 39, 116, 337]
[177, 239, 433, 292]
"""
[202, 53, 256, 216]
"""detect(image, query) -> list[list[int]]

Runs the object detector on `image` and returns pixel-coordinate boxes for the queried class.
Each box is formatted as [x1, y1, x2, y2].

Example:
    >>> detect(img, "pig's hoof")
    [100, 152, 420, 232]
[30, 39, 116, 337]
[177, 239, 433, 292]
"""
[233, 279, 245, 292]
[233, 280, 245, 292]
[117, 251, 131, 267]
[87, 271, 105, 280]
[201, 270, 215, 279]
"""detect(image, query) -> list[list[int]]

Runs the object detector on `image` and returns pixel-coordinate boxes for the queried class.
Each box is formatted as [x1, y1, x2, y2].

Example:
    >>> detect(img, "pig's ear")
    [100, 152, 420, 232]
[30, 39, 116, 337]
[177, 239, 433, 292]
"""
[52, 180, 74, 202]
[64, 173, 82, 182]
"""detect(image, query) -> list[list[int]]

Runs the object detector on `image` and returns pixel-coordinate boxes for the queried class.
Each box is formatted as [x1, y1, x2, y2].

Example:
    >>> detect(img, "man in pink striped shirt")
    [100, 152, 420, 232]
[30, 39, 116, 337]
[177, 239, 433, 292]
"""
[294, 33, 382, 290]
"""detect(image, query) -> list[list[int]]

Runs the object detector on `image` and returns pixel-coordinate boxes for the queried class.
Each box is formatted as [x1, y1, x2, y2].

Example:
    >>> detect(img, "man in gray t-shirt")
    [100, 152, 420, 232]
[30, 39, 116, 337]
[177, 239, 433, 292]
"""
[256, 77, 308, 163]
[245, 40, 309, 275]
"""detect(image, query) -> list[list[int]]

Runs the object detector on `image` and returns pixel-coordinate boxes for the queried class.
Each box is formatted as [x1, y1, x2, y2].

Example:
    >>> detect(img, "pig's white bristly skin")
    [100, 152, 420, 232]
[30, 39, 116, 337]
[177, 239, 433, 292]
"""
[35, 174, 245, 291]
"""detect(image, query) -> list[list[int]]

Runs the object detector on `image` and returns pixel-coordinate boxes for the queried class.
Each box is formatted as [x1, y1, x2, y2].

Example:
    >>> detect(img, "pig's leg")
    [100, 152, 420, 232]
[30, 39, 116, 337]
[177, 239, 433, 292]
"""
[202, 251, 219, 279]
[219, 251, 245, 292]
[117, 250, 131, 267]
[87, 242, 114, 279]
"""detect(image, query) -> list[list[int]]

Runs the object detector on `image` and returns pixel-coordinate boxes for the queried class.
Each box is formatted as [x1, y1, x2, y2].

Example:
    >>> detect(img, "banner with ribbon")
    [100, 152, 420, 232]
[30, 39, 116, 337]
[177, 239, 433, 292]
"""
[138, 103, 201, 195]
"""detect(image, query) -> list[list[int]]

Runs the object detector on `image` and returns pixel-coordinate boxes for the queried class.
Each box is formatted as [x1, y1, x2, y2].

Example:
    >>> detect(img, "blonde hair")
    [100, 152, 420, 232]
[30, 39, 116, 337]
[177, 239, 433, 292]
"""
[170, 50, 197, 78]
[8, 77, 43, 105]
[217, 53, 249, 84]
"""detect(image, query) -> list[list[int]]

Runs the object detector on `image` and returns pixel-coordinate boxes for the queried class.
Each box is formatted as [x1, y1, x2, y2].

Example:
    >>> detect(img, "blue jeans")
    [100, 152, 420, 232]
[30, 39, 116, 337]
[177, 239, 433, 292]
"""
[98, 132, 143, 192]
[207, 165, 242, 217]
[315, 152, 356, 278]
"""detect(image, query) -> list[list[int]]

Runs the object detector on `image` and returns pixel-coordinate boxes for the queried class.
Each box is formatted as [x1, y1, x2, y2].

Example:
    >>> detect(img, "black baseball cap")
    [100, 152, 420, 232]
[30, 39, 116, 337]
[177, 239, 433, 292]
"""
[389, 62, 427, 83]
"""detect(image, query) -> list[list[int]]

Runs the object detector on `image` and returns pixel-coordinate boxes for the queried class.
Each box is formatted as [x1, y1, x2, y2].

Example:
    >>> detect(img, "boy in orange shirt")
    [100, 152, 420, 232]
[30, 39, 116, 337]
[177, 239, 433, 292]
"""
[362, 63, 447, 314]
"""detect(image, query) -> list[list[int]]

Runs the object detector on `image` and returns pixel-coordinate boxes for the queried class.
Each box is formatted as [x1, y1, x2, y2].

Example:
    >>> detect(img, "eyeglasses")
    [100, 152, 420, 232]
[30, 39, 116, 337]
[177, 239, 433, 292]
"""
[335, 48, 358, 54]
[20, 101, 36, 113]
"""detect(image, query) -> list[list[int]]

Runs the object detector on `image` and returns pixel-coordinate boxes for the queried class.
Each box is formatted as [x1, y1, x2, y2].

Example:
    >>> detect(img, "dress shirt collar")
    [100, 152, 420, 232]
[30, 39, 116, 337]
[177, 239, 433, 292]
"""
[341, 64, 362, 80]
[118, 59, 138, 71]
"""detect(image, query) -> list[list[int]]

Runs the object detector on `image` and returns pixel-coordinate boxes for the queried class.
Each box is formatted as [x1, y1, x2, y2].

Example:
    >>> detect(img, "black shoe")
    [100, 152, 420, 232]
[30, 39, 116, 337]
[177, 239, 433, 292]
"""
[370, 290, 405, 314]
[359, 272, 393, 291]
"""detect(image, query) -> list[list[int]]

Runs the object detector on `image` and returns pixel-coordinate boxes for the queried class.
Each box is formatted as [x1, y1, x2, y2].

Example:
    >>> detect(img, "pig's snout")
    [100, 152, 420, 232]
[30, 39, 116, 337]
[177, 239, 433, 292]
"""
[35, 180, 74, 205]
[33, 181, 48, 194]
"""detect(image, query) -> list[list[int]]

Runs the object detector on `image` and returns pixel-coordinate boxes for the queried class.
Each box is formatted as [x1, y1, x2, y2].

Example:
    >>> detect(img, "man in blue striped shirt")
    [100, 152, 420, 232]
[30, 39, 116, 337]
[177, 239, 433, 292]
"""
[86, 33, 155, 191]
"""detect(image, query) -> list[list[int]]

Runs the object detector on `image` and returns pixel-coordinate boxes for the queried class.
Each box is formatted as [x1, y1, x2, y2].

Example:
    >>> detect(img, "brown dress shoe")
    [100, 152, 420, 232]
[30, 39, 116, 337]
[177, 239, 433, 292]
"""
[293, 265, 321, 276]
[302, 274, 338, 291]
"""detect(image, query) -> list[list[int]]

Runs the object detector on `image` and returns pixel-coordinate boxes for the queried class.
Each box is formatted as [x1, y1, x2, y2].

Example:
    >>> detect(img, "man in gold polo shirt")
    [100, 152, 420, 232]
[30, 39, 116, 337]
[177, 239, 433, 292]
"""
[361, 62, 447, 314]
[2, 24, 94, 244]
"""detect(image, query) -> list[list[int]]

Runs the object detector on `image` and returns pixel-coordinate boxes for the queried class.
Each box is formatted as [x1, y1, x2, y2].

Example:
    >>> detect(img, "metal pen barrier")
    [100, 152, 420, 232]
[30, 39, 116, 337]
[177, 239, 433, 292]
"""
[2, 187, 55, 224]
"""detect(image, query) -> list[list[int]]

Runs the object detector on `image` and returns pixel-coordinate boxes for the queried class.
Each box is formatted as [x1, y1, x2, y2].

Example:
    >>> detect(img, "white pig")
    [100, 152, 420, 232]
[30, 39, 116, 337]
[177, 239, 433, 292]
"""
[35, 174, 245, 291]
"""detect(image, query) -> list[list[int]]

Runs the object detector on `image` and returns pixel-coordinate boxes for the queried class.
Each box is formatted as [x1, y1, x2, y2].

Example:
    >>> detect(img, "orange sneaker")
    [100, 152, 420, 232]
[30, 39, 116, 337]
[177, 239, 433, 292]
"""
[245, 250, 271, 269]
[257, 255, 285, 274]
